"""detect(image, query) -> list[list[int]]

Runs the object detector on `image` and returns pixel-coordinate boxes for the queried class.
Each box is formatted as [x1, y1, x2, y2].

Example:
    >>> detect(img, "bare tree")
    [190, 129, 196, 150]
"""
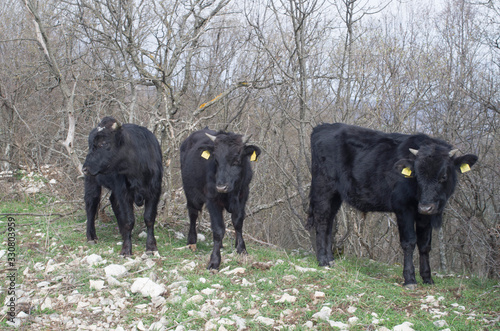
[22, 0, 83, 174]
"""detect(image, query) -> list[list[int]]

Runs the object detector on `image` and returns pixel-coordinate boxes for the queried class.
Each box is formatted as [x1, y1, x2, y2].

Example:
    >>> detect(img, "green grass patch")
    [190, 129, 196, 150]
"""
[0, 198, 498, 330]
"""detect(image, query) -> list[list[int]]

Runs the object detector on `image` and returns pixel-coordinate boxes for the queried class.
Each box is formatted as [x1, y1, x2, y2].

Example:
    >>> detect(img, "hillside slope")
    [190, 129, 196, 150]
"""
[1, 201, 499, 330]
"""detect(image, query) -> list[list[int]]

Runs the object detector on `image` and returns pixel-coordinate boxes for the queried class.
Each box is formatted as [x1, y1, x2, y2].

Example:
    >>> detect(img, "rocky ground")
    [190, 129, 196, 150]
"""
[2, 226, 498, 331]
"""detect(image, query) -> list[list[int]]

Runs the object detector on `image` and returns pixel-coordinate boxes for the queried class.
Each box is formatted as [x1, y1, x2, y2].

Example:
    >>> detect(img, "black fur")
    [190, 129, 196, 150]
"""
[307, 123, 477, 286]
[180, 128, 261, 270]
[82, 117, 163, 256]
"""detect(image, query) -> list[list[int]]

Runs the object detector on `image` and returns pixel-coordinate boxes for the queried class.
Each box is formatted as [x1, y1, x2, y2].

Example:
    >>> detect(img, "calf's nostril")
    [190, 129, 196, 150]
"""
[216, 185, 229, 193]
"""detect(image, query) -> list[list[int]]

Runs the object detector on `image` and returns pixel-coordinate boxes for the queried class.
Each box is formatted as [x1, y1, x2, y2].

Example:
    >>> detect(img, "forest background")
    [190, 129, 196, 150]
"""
[0, 0, 498, 279]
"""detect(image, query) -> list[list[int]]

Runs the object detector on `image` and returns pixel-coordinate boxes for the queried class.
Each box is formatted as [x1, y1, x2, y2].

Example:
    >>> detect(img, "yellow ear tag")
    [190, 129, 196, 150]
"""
[460, 163, 471, 173]
[250, 150, 257, 162]
[402, 167, 412, 178]
[201, 150, 210, 159]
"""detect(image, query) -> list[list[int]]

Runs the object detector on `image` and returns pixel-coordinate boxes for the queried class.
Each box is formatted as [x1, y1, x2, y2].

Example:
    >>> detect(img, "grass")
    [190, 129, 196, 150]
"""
[0, 197, 498, 330]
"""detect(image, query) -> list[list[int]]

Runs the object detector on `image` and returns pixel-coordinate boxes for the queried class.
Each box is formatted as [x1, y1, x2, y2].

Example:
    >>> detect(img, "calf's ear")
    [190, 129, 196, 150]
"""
[198, 145, 214, 160]
[244, 145, 261, 162]
[394, 159, 415, 178]
[453, 154, 478, 174]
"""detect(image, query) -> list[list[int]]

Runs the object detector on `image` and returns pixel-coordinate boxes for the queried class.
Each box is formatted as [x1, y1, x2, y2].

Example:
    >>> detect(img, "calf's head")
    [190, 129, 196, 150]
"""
[395, 145, 477, 215]
[82, 117, 122, 176]
[203, 132, 261, 193]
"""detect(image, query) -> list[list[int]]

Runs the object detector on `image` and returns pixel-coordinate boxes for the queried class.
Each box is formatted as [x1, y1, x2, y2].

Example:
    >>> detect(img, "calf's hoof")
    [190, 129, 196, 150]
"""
[404, 283, 418, 291]
[146, 244, 158, 252]
[317, 257, 334, 267]
[237, 248, 248, 255]
[207, 259, 221, 271]
[87, 240, 98, 245]
[189, 244, 197, 252]
[145, 250, 159, 257]
[120, 247, 133, 256]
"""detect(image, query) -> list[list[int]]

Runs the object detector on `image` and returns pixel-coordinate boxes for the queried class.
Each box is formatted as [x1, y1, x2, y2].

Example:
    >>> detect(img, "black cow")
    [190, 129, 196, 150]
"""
[307, 123, 477, 288]
[82, 117, 163, 256]
[180, 128, 261, 270]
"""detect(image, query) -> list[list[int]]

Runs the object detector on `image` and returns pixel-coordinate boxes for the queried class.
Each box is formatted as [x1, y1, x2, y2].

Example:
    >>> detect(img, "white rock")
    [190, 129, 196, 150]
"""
[90, 280, 105, 291]
[314, 291, 325, 299]
[139, 231, 147, 238]
[451, 303, 465, 310]
[105, 264, 128, 278]
[131, 278, 166, 298]
[85, 254, 103, 266]
[17, 311, 29, 319]
[137, 320, 146, 330]
[329, 320, 349, 329]
[255, 316, 274, 326]
[107, 276, 122, 286]
[393, 321, 415, 331]
[37, 281, 50, 288]
[201, 288, 216, 296]
[41, 297, 53, 310]
[168, 280, 190, 289]
[283, 275, 298, 282]
[67, 294, 81, 304]
[152, 296, 167, 308]
[231, 315, 246, 330]
[205, 320, 217, 330]
[135, 303, 148, 310]
[184, 294, 204, 306]
[348, 316, 359, 325]
[223, 267, 245, 275]
[197, 233, 206, 242]
[77, 301, 90, 309]
[149, 321, 166, 331]
[241, 278, 254, 287]
[218, 318, 234, 326]
[293, 264, 317, 272]
[303, 321, 314, 328]
[433, 320, 448, 327]
[347, 306, 357, 314]
[275, 293, 297, 304]
[312, 306, 332, 321]
[6, 319, 21, 328]
[175, 232, 185, 239]
[182, 261, 197, 271]
[34, 262, 45, 271]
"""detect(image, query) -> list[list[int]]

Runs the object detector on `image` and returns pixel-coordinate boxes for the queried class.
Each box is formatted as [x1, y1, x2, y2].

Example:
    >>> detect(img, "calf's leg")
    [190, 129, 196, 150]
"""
[312, 194, 341, 266]
[111, 193, 135, 256]
[206, 200, 225, 270]
[416, 218, 434, 285]
[231, 207, 247, 255]
[186, 201, 201, 251]
[84, 176, 101, 243]
[396, 212, 418, 288]
[143, 196, 159, 253]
